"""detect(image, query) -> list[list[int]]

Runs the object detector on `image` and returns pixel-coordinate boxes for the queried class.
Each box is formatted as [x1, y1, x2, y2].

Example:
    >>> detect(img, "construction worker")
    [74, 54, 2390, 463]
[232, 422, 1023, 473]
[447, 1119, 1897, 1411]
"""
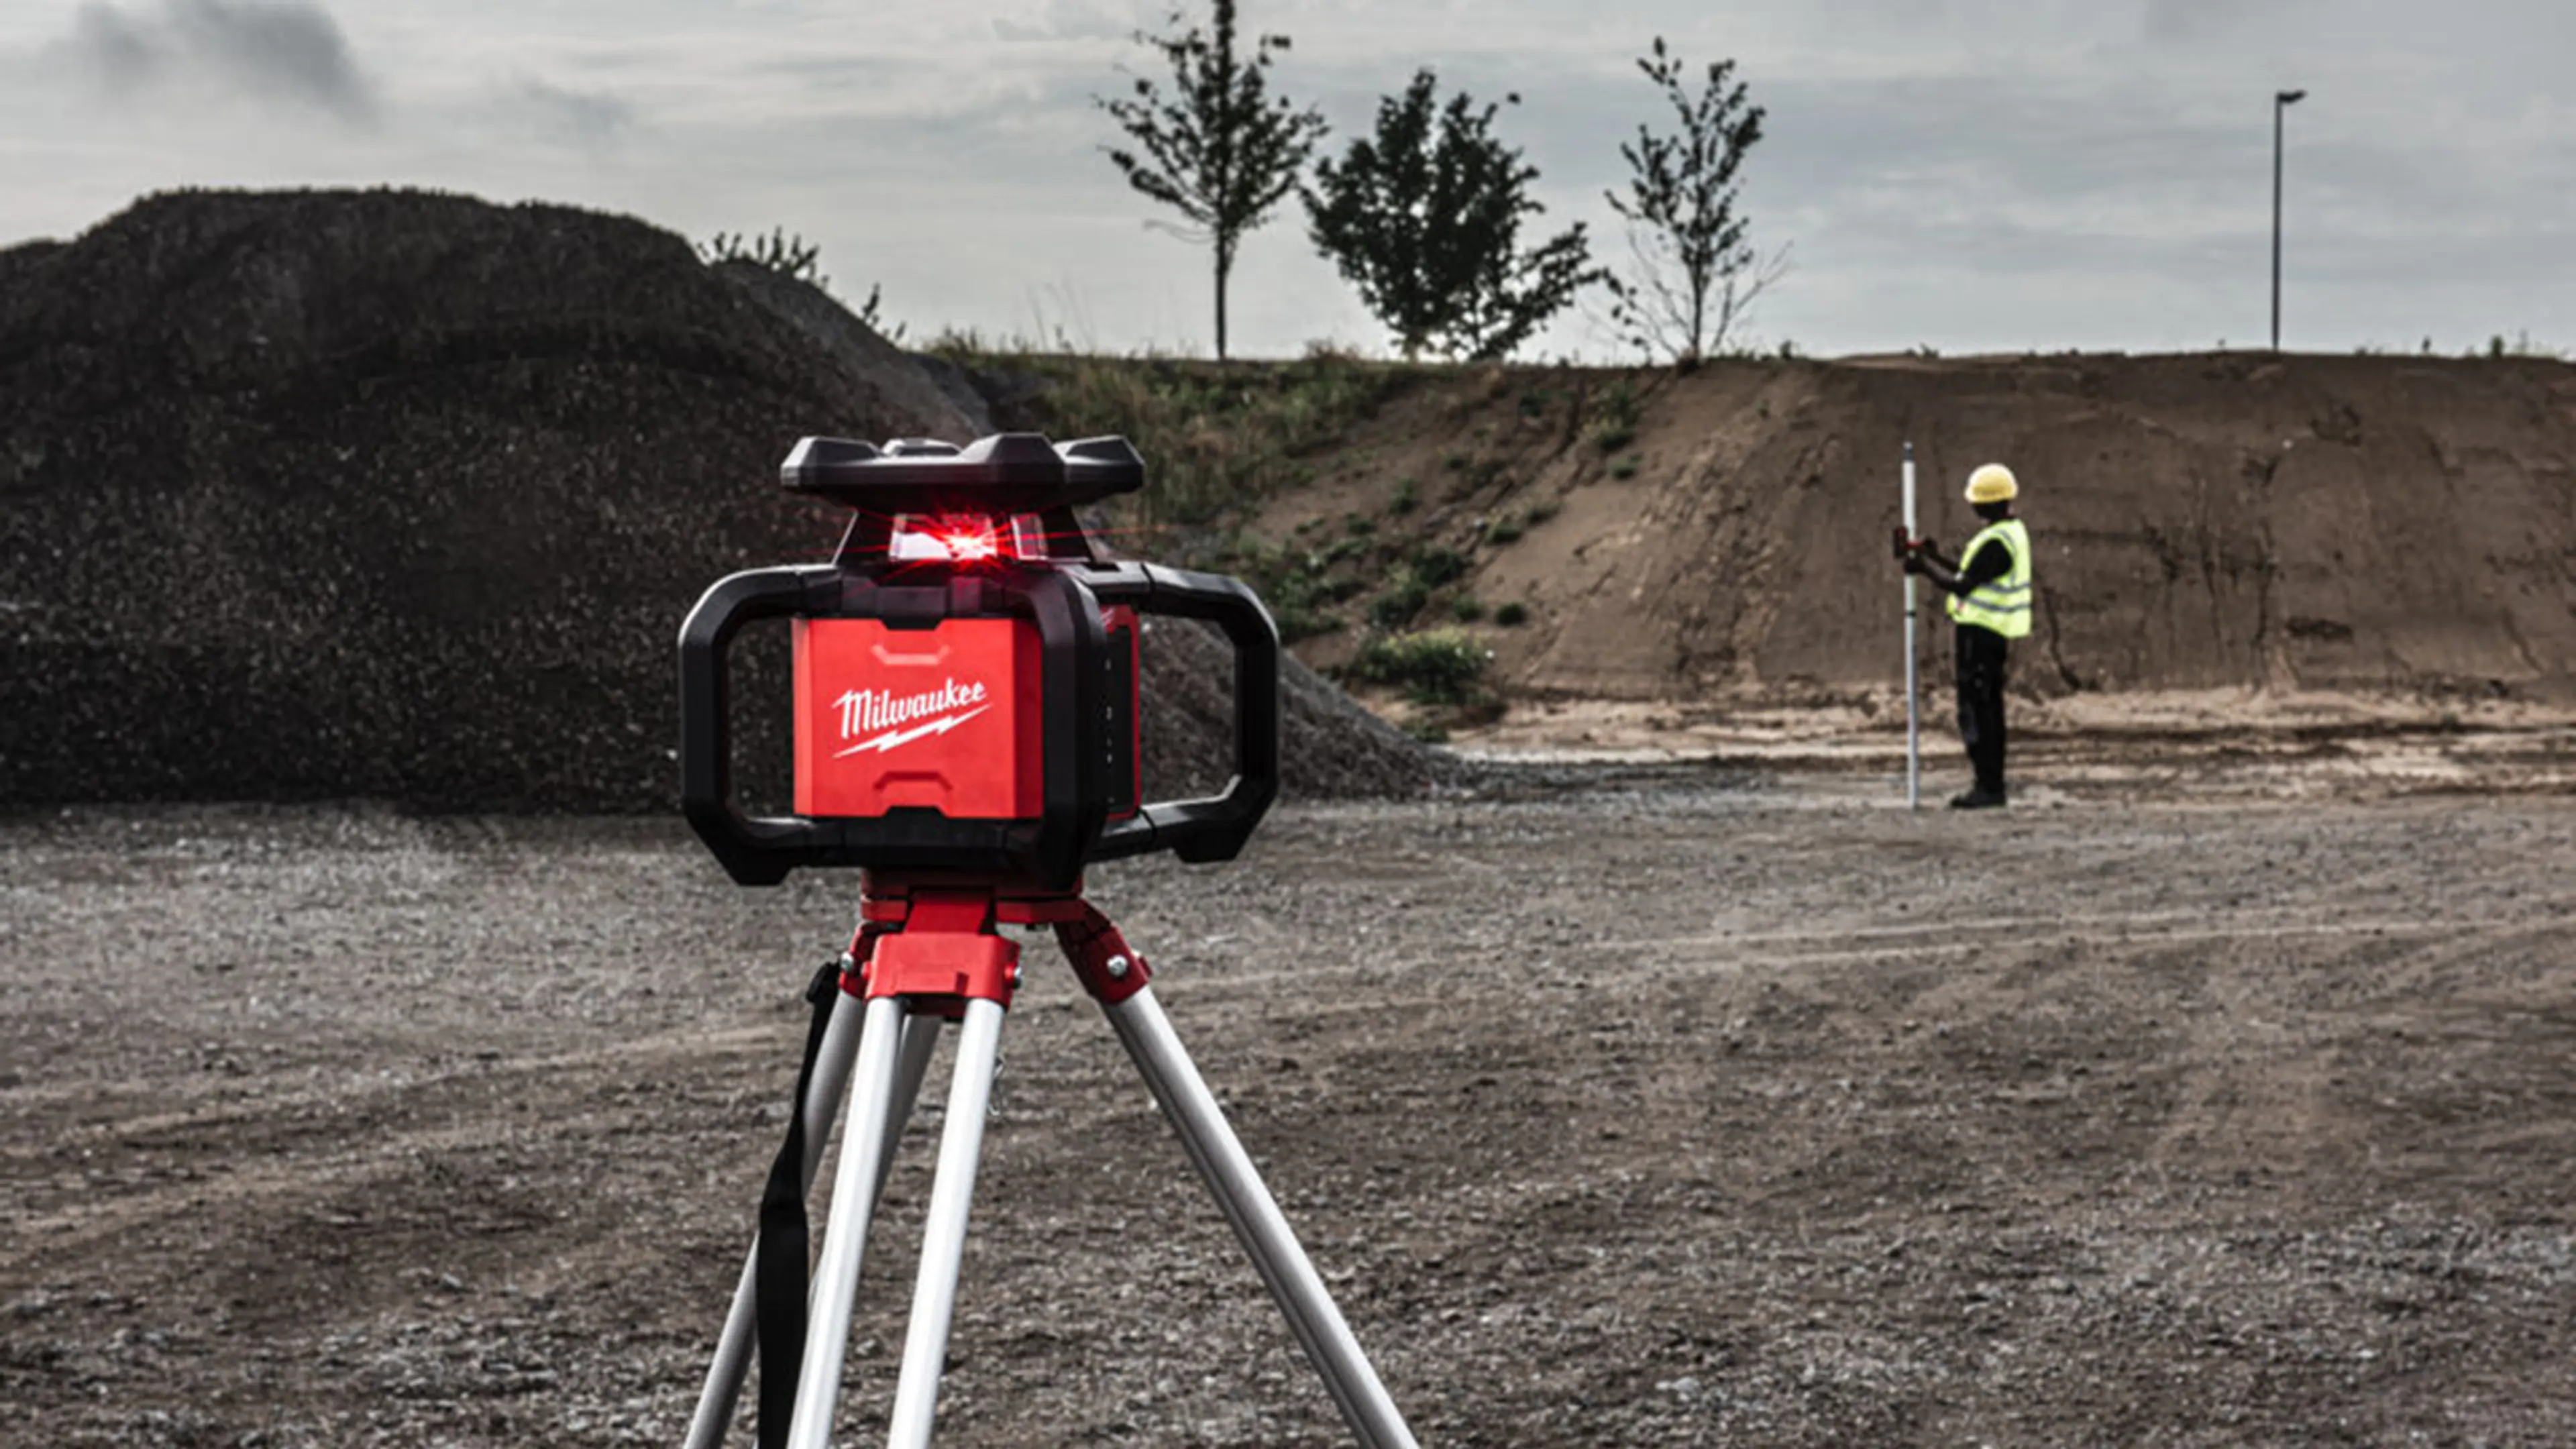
[1895, 463, 2031, 808]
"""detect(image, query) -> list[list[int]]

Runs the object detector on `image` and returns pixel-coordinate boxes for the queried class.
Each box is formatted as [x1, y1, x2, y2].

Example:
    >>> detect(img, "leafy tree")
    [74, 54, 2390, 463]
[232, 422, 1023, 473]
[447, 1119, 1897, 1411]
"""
[1097, 0, 1328, 361]
[1603, 38, 1782, 366]
[1305, 70, 1597, 362]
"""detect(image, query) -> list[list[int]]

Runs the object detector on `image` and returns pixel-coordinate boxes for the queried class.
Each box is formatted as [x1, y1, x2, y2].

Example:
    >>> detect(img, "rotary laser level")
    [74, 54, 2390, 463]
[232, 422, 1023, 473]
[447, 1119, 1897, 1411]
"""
[680, 431, 1277, 888]
[672, 433, 1417, 1449]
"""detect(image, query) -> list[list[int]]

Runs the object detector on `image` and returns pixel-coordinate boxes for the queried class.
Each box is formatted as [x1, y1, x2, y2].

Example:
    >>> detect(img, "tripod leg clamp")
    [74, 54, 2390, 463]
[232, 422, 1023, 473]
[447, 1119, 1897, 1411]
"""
[1055, 903, 1151, 1005]
[860, 892, 1022, 1008]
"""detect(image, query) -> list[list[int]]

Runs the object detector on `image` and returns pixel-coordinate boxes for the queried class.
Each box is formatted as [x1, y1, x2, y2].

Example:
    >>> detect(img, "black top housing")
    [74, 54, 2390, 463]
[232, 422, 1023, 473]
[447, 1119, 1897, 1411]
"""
[782, 433, 1146, 515]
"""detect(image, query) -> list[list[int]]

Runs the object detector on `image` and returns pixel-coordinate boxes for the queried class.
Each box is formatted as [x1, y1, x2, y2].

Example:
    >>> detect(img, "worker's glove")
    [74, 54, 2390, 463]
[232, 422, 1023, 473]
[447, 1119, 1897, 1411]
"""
[1901, 551, 1927, 575]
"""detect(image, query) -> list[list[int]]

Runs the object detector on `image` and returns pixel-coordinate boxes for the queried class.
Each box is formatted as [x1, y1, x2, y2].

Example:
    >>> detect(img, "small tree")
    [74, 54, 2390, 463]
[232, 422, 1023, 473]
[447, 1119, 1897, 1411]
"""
[1305, 70, 1598, 363]
[1097, 0, 1328, 362]
[1603, 38, 1782, 366]
[855, 282, 906, 345]
[699, 227, 829, 290]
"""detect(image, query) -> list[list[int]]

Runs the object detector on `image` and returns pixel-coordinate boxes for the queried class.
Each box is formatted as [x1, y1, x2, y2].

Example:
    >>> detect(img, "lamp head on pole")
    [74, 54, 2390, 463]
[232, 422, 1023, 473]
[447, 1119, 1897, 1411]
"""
[2277, 88, 2307, 106]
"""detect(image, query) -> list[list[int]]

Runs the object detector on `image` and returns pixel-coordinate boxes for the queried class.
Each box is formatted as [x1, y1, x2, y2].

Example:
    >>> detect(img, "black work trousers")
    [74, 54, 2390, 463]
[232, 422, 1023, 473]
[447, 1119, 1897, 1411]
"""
[1954, 623, 2010, 794]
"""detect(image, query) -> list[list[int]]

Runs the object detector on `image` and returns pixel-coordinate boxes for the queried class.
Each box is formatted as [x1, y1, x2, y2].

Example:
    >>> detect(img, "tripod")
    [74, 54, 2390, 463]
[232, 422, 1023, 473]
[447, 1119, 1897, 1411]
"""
[681, 873, 1419, 1448]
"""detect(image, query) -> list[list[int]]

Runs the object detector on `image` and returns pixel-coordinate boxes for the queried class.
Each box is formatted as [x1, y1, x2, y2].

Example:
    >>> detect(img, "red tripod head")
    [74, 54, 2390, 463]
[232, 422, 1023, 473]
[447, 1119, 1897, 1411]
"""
[679, 433, 1279, 889]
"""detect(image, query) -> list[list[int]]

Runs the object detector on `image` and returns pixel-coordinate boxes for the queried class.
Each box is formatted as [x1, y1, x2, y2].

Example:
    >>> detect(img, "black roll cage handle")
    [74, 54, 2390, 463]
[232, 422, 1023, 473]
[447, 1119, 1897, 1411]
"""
[676, 558, 1279, 886]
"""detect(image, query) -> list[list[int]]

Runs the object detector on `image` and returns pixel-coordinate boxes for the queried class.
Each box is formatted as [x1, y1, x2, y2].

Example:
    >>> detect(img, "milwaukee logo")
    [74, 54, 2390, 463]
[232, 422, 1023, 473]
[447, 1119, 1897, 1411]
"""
[833, 678, 991, 757]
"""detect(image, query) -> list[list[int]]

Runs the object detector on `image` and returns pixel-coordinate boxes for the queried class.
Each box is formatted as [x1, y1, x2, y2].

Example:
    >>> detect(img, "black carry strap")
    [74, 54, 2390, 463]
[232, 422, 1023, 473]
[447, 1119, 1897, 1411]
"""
[757, 957, 849, 1449]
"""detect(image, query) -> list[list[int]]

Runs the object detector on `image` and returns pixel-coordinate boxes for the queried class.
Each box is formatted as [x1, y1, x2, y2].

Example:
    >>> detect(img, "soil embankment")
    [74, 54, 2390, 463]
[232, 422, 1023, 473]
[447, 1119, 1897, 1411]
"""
[1247, 353, 2576, 725]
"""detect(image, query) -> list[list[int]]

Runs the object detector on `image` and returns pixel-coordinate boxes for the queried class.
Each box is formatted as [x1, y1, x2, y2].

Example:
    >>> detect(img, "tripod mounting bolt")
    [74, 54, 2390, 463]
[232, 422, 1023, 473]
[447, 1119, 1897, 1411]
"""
[1105, 954, 1131, 979]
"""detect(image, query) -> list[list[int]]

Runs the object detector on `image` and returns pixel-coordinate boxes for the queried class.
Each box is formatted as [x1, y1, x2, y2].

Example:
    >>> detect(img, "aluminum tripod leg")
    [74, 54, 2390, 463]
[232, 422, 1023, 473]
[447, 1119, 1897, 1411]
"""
[1104, 985, 1419, 1449]
[885, 996, 1008, 1446]
[784, 996, 920, 1448]
[875, 1014, 945, 1203]
[684, 983, 867, 1449]
[685, 1000, 942, 1449]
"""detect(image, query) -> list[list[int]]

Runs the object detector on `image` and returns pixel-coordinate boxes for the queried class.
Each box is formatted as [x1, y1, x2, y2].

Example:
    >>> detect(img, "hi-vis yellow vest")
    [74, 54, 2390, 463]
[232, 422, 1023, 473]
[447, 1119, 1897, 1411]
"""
[1945, 519, 2032, 639]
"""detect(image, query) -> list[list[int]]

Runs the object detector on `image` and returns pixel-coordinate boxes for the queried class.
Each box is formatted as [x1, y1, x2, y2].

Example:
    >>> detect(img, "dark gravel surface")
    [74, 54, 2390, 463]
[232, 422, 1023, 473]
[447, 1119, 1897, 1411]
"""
[5, 773, 2573, 1446]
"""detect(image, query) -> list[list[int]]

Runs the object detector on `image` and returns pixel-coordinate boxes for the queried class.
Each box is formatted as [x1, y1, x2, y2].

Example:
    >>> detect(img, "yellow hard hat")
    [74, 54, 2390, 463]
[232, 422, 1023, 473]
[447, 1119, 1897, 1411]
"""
[1965, 463, 2018, 504]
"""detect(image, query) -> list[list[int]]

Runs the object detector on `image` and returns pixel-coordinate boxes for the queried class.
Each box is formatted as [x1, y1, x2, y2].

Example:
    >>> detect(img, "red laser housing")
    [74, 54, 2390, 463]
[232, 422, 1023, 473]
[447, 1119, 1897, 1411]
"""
[680, 434, 1273, 888]
[793, 616, 1043, 821]
[791, 609, 1140, 822]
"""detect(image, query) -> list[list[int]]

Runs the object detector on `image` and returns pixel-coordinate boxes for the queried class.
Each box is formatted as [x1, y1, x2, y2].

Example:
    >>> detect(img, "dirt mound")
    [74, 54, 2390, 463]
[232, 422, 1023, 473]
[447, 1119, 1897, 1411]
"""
[1248, 353, 2576, 715]
[0, 189, 1453, 810]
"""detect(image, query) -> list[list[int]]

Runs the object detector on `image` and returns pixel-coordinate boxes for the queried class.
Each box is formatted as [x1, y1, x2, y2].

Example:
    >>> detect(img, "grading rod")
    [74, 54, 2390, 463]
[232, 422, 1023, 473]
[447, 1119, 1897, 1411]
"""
[1903, 441, 1921, 810]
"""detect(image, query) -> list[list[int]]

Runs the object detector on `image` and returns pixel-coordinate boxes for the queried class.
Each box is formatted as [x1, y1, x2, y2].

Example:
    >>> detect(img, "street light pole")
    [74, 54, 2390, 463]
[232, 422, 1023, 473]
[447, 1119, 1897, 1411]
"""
[2271, 88, 2306, 353]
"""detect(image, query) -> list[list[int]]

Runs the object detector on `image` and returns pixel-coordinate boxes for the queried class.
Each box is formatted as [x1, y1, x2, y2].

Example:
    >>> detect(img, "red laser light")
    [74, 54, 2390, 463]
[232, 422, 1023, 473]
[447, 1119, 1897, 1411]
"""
[936, 521, 1001, 561]
[890, 514, 1015, 566]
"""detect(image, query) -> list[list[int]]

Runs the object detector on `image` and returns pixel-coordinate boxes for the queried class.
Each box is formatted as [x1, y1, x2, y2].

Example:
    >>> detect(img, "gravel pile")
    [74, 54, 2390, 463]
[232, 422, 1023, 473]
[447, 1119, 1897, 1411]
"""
[1140, 616, 1468, 804]
[0, 189, 1451, 810]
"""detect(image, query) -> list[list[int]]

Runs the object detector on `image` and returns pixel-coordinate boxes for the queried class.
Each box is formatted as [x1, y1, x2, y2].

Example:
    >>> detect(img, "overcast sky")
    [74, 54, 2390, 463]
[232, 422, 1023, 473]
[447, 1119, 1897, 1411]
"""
[3, 0, 2569, 360]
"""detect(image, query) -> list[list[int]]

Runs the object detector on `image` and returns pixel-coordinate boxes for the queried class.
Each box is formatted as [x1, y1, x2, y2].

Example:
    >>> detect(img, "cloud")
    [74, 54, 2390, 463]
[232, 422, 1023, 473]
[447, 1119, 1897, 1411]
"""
[990, 0, 1141, 45]
[5, 0, 2572, 358]
[501, 76, 635, 149]
[2143, 0, 2245, 43]
[54, 0, 379, 125]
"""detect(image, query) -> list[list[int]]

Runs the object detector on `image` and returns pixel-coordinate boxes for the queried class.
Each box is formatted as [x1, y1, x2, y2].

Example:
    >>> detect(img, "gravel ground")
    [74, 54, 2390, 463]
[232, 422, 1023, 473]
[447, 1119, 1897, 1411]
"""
[5, 766, 2575, 1446]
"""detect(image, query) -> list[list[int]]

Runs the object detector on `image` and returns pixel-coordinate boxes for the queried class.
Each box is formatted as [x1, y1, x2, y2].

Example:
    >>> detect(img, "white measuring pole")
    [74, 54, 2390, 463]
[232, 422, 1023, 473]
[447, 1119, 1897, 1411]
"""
[1902, 441, 1921, 810]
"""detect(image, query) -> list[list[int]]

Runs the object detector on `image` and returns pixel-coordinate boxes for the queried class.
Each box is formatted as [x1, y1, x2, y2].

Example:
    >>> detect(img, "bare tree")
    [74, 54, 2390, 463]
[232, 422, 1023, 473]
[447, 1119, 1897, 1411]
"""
[1097, 0, 1328, 361]
[1603, 38, 1782, 366]
[1608, 221, 1788, 365]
